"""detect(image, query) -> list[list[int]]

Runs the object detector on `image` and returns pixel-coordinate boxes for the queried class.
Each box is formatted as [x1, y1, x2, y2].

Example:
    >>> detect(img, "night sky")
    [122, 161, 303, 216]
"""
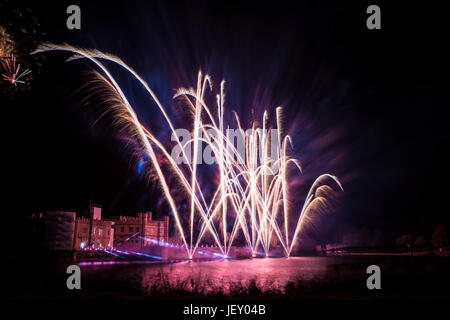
[2, 0, 449, 248]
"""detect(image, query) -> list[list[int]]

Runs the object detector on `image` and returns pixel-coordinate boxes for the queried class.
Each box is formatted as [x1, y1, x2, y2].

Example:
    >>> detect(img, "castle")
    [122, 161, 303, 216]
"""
[42, 204, 169, 251]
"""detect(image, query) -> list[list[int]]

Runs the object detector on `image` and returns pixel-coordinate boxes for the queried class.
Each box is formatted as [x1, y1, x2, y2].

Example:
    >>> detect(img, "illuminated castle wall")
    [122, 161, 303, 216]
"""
[111, 212, 169, 249]
[73, 216, 114, 250]
[43, 204, 169, 251]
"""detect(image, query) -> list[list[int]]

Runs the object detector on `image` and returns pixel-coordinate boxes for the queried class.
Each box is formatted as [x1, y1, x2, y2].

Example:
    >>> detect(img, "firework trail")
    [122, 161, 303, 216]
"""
[0, 26, 15, 58]
[33, 43, 343, 258]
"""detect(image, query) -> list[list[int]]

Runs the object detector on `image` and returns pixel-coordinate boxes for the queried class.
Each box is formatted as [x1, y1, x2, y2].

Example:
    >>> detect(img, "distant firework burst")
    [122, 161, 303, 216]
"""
[33, 43, 343, 259]
[0, 27, 33, 93]
[1, 55, 31, 86]
[1, 3, 45, 95]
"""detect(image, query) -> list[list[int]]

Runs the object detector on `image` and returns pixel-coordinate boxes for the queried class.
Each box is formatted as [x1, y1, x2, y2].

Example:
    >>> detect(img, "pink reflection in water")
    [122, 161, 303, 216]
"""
[138, 257, 330, 294]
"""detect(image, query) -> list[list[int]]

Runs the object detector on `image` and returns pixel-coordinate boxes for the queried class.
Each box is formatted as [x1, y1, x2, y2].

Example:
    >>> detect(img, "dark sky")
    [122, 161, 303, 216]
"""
[2, 0, 449, 245]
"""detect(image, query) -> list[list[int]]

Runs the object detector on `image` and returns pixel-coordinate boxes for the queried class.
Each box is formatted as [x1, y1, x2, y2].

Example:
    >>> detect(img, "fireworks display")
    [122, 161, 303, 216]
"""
[33, 43, 343, 259]
[0, 3, 46, 94]
[1, 55, 31, 86]
[0, 24, 35, 92]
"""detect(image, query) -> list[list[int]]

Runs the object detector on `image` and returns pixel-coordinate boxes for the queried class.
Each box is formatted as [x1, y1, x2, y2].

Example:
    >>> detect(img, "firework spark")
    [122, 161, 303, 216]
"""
[1, 55, 31, 86]
[33, 43, 343, 259]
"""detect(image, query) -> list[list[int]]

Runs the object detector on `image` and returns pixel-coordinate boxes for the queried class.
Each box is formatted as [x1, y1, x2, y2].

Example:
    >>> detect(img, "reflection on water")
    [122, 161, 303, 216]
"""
[6, 255, 449, 299]
[82, 257, 336, 294]
[143, 257, 331, 293]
